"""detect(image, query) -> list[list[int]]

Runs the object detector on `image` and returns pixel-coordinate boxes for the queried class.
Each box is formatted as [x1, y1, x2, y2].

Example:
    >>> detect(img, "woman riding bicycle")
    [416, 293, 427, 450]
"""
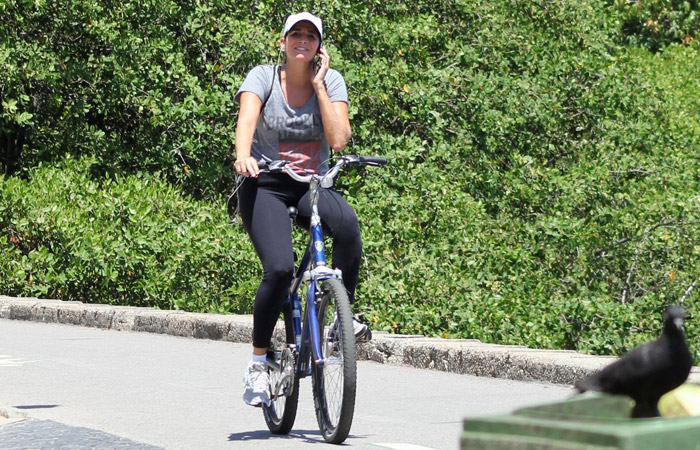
[234, 12, 371, 407]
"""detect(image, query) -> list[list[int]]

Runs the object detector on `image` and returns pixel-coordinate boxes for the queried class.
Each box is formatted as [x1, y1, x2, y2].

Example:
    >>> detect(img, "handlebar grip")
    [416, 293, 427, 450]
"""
[359, 156, 388, 166]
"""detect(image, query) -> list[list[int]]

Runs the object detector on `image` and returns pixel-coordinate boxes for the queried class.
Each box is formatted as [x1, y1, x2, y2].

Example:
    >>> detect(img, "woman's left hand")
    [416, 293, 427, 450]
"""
[312, 46, 330, 89]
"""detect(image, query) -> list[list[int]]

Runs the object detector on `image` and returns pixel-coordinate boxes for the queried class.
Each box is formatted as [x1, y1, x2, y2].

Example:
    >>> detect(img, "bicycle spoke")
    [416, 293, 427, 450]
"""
[312, 279, 356, 444]
[263, 306, 299, 435]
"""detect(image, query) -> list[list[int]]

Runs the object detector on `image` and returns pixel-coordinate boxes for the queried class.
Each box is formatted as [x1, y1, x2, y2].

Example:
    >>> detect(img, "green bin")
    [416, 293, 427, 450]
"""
[462, 393, 700, 450]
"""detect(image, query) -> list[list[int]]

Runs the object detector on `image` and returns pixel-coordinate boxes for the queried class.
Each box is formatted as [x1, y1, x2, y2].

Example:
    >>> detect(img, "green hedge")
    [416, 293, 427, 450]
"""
[609, 0, 700, 51]
[0, 156, 259, 313]
[2, 0, 700, 359]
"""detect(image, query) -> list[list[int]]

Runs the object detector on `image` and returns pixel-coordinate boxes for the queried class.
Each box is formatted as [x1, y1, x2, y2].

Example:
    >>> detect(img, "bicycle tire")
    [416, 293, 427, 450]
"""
[312, 279, 357, 444]
[263, 301, 299, 434]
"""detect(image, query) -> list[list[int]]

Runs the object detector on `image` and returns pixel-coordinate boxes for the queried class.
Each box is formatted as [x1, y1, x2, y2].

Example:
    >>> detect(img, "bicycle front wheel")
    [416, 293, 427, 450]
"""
[312, 279, 357, 444]
[263, 301, 299, 434]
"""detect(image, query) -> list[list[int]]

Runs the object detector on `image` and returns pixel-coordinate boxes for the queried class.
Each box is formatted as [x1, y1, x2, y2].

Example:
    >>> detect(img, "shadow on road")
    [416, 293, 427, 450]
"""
[13, 404, 59, 410]
[228, 428, 341, 445]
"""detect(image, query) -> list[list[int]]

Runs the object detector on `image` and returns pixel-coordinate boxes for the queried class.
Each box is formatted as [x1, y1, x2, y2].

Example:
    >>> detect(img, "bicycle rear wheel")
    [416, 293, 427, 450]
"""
[312, 279, 357, 444]
[263, 301, 299, 434]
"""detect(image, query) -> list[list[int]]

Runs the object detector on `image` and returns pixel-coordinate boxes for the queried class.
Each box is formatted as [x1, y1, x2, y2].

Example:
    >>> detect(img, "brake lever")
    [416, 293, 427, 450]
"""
[257, 156, 289, 173]
[268, 160, 289, 172]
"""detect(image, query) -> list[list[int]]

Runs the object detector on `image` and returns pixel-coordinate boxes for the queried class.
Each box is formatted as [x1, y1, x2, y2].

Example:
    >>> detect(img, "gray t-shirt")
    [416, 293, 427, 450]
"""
[235, 65, 349, 175]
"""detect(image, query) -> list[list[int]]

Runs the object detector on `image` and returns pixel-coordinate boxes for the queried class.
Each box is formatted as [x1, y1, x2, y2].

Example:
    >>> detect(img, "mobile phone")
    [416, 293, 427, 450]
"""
[313, 50, 321, 72]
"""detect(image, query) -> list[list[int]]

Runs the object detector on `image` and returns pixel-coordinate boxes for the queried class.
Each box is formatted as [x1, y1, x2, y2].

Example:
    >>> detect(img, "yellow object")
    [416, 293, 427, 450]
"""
[658, 384, 700, 417]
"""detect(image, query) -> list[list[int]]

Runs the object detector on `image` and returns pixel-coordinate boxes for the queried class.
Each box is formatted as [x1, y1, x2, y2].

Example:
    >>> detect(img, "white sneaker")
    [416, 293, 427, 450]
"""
[330, 315, 372, 344]
[353, 318, 372, 343]
[242, 360, 270, 407]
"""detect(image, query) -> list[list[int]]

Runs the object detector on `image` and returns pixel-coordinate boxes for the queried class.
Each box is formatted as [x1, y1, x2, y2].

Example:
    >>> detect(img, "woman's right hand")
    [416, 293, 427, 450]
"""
[234, 156, 260, 177]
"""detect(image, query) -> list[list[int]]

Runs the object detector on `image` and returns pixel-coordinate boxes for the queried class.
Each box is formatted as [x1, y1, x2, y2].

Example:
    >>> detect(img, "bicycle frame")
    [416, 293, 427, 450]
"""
[259, 155, 386, 443]
[287, 176, 343, 377]
[258, 155, 386, 378]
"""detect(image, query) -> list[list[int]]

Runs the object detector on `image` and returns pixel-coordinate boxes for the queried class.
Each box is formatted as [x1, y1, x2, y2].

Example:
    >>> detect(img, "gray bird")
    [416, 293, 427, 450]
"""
[574, 305, 693, 418]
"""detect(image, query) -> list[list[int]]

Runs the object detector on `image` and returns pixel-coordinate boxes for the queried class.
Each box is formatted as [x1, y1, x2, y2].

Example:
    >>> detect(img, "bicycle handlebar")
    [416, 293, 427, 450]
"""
[257, 155, 387, 184]
[356, 156, 388, 167]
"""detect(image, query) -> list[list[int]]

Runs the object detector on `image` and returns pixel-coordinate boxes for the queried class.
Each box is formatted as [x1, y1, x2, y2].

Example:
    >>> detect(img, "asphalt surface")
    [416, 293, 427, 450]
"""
[0, 419, 165, 450]
[1, 296, 699, 449]
[0, 317, 573, 450]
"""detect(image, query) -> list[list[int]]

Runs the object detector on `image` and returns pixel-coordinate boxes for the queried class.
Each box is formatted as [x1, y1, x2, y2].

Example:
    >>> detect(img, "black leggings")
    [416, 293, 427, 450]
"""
[238, 173, 362, 349]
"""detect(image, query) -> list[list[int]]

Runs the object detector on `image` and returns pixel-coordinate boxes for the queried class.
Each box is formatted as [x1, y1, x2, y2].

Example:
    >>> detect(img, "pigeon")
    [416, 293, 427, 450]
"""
[574, 305, 693, 418]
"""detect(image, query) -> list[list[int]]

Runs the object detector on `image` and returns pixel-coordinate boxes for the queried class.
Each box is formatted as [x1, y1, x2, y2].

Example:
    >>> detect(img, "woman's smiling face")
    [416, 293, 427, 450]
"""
[284, 21, 321, 61]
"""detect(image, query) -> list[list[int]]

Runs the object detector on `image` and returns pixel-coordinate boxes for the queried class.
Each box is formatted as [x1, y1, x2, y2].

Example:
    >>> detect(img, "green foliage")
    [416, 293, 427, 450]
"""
[337, 0, 700, 359]
[608, 0, 700, 51]
[1, 0, 699, 360]
[0, 156, 259, 313]
[0, 0, 285, 195]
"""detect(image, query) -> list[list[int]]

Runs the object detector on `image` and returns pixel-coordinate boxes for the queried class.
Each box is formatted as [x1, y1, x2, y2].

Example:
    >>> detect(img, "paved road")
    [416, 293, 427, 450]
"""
[0, 319, 573, 449]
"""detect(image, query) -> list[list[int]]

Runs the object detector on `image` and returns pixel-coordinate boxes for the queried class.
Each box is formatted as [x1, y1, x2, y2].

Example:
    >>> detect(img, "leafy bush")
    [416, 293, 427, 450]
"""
[608, 0, 700, 51]
[0, 156, 259, 313]
[0, 0, 284, 196]
[1, 0, 699, 360]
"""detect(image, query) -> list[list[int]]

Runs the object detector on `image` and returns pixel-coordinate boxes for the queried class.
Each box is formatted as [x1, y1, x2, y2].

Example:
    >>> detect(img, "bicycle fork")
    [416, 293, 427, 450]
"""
[295, 183, 343, 374]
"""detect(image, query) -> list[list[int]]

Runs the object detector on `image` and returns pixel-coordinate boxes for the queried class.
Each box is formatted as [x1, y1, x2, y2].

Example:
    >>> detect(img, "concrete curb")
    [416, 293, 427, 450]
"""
[2, 295, 699, 386]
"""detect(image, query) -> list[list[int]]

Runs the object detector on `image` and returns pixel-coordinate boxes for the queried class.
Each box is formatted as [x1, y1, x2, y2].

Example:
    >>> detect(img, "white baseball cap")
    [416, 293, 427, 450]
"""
[283, 12, 323, 45]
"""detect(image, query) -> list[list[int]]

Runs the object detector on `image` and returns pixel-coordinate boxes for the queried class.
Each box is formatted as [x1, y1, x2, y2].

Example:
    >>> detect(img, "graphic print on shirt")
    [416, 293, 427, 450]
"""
[279, 141, 322, 174]
[275, 112, 323, 174]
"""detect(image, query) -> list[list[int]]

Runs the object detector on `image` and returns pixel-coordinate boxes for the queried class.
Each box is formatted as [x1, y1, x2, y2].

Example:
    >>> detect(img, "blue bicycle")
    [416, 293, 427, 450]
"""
[257, 155, 387, 444]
